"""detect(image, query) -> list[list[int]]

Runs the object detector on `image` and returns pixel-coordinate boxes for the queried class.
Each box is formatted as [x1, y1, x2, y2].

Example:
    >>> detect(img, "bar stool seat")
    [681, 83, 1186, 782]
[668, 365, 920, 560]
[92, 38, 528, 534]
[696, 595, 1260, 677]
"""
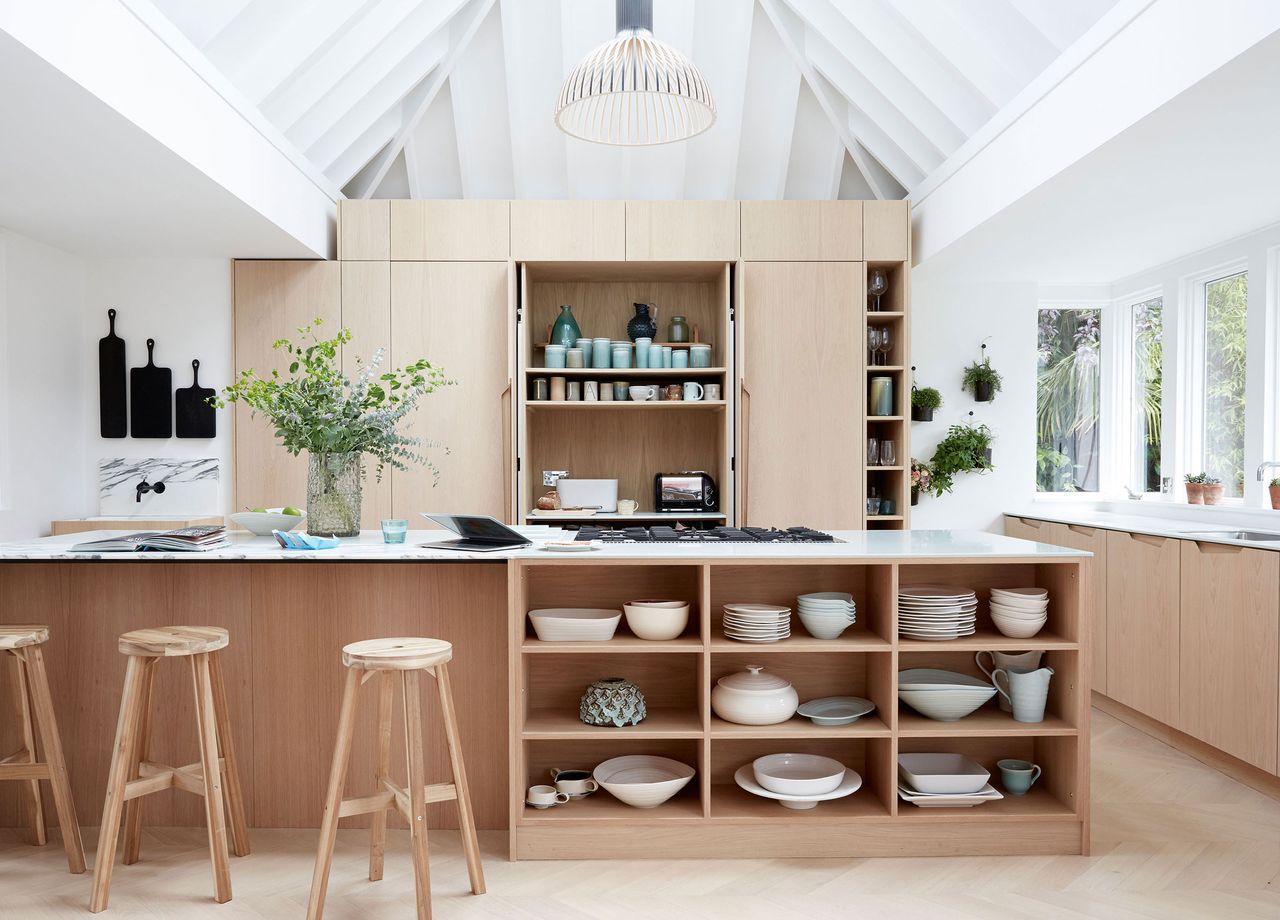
[0, 625, 51, 649]
[118, 625, 229, 656]
[342, 637, 453, 670]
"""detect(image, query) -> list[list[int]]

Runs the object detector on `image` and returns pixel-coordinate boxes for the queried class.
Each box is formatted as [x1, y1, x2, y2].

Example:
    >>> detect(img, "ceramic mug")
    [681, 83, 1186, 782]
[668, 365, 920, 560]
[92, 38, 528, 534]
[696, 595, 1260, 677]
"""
[992, 666, 1055, 723]
[705, 383, 721, 401]
[629, 385, 658, 402]
[673, 350, 689, 369]
[531, 378, 549, 401]
[566, 380, 582, 401]
[613, 381, 629, 401]
[584, 380, 599, 402]
[566, 347, 585, 369]
[683, 382, 704, 401]
[976, 650, 1043, 713]
[544, 344, 567, 369]
[617, 499, 638, 515]
[549, 768, 599, 798]
[663, 384, 683, 401]
[997, 758, 1041, 796]
[550, 376, 566, 401]
[600, 383, 614, 401]
[526, 784, 569, 808]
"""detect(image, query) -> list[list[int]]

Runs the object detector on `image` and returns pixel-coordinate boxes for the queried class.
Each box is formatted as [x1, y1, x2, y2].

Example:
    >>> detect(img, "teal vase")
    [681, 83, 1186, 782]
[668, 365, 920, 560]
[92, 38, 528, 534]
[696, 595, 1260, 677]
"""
[550, 305, 582, 348]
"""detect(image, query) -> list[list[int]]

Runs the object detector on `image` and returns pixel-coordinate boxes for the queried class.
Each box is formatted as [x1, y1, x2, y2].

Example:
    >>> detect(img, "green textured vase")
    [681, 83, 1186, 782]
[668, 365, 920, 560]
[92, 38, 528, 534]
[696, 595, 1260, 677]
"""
[550, 304, 582, 348]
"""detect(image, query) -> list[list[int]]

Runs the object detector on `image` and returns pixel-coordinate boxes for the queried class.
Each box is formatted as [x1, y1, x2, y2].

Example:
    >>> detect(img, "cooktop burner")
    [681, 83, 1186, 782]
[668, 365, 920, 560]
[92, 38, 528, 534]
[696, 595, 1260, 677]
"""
[573, 525, 840, 544]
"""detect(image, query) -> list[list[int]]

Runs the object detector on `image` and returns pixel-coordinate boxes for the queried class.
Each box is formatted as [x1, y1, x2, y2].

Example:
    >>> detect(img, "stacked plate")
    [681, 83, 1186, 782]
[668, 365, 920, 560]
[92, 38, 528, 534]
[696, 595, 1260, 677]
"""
[723, 603, 791, 643]
[898, 585, 977, 640]
[796, 592, 856, 639]
[990, 587, 1049, 638]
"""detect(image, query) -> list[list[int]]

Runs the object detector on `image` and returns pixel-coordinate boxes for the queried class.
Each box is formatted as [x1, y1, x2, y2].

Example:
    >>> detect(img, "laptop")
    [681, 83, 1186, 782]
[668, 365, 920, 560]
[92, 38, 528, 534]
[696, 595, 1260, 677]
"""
[418, 514, 533, 553]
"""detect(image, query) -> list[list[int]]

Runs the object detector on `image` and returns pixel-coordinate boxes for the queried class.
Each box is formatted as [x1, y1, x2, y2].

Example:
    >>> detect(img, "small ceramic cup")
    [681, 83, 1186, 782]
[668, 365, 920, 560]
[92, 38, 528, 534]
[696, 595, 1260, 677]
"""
[565, 347, 585, 369]
[616, 499, 638, 515]
[566, 380, 582, 401]
[673, 350, 689, 369]
[550, 376, 566, 401]
[530, 378, 549, 401]
[683, 381, 704, 401]
[584, 380, 599, 402]
[663, 384, 683, 400]
[544, 344, 567, 369]
[600, 383, 614, 401]
[526, 784, 569, 808]
[996, 759, 1041, 796]
[549, 768, 599, 798]
[613, 381, 629, 401]
[704, 383, 722, 401]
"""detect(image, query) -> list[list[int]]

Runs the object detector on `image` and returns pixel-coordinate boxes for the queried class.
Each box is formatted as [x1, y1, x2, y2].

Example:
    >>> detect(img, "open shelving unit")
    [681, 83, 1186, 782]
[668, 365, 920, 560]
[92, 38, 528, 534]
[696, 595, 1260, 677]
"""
[508, 555, 1088, 859]
[864, 260, 911, 529]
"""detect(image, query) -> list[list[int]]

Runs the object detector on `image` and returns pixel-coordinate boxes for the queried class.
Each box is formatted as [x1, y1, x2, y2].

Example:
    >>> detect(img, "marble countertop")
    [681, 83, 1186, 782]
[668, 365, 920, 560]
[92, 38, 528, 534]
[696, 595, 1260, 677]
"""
[0, 528, 1088, 562]
[1006, 504, 1280, 550]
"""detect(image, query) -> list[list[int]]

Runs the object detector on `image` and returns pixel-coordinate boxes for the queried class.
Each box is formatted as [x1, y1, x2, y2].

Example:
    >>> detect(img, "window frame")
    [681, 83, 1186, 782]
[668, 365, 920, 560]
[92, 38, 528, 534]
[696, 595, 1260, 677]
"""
[1035, 301, 1108, 497]
[1110, 287, 1166, 495]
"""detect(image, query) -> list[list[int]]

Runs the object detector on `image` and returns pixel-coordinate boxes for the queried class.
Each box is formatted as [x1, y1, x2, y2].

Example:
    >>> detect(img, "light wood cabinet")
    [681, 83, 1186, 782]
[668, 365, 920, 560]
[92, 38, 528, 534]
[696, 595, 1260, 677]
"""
[1040, 521, 1108, 694]
[1106, 530, 1180, 724]
[740, 201, 862, 261]
[390, 200, 510, 261]
[739, 262, 863, 529]
[863, 200, 911, 261]
[232, 261, 340, 516]
[339, 261, 393, 530]
[625, 201, 739, 261]
[392, 262, 512, 522]
[510, 201, 625, 261]
[338, 199, 390, 260]
[1178, 541, 1279, 772]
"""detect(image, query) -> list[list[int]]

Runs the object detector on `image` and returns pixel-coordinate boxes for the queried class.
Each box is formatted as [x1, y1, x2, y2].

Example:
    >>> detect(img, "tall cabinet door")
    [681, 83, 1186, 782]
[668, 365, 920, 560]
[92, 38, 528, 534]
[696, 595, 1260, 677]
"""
[1106, 530, 1180, 723]
[739, 262, 863, 529]
[232, 261, 340, 514]
[1043, 522, 1108, 695]
[1178, 541, 1279, 772]
[392, 262, 511, 522]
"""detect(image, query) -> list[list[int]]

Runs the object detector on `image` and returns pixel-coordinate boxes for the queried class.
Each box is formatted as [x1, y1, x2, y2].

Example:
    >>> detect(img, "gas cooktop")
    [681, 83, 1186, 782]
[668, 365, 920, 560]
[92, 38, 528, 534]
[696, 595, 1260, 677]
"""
[573, 525, 841, 543]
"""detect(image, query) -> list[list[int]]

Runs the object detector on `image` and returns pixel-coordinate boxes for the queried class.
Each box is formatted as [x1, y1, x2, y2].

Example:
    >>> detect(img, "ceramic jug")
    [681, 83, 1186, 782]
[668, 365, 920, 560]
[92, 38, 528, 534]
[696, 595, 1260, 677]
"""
[992, 666, 1054, 723]
[976, 650, 1043, 713]
[628, 303, 658, 341]
[550, 304, 582, 349]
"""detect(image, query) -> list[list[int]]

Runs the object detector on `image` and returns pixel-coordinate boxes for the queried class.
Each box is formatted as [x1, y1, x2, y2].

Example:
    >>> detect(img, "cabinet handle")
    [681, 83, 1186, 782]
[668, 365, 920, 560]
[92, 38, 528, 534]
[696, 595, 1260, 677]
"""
[1067, 524, 1097, 537]
[1195, 540, 1241, 554]
[1129, 532, 1166, 547]
[1022, 517, 1043, 529]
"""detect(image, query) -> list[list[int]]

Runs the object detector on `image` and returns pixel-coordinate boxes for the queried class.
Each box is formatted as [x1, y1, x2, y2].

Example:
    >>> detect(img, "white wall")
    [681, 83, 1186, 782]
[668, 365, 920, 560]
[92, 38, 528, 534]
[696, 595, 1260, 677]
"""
[908, 278, 1037, 532]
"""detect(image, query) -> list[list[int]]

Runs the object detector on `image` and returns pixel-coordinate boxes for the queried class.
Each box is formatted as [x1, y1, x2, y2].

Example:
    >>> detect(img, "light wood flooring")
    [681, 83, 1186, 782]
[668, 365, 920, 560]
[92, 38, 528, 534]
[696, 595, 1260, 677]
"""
[2, 710, 1277, 919]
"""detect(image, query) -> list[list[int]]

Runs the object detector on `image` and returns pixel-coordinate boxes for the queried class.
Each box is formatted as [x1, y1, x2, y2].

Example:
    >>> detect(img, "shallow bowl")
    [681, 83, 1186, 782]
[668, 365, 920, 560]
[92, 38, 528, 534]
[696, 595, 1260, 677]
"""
[528, 608, 621, 642]
[231, 509, 305, 536]
[897, 752, 991, 794]
[752, 753, 846, 796]
[898, 686, 996, 721]
[594, 755, 695, 808]
[797, 611, 851, 640]
[990, 614, 1046, 639]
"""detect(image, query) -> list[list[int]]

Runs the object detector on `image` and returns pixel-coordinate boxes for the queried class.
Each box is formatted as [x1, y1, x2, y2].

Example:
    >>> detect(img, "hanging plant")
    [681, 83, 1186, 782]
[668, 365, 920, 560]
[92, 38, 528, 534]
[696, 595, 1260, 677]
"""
[962, 358, 1003, 402]
[927, 423, 995, 496]
[911, 386, 942, 421]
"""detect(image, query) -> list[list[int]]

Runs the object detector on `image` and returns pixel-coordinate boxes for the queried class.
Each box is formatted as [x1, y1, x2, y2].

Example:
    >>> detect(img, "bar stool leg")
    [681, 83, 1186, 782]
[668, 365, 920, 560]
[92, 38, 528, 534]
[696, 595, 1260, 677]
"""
[191, 653, 232, 904]
[435, 663, 485, 895]
[402, 670, 433, 920]
[10, 651, 46, 846]
[90, 656, 147, 911]
[307, 666, 362, 920]
[369, 670, 394, 881]
[122, 658, 157, 865]
[209, 651, 251, 857]
[24, 645, 86, 876]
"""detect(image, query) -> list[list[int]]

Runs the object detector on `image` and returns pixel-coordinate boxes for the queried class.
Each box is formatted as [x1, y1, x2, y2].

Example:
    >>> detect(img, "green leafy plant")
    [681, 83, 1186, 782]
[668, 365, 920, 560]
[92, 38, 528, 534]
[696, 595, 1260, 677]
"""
[1184, 472, 1207, 483]
[926, 423, 994, 496]
[215, 321, 450, 479]
[1203, 475, 1221, 485]
[1269, 478, 1280, 488]
[962, 358, 1003, 400]
[1037, 309, 1100, 491]
[911, 387, 942, 411]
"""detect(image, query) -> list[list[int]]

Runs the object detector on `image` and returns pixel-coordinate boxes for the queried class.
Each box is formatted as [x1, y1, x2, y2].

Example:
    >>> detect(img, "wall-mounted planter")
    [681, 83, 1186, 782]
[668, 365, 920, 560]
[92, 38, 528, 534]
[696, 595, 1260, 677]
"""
[911, 405, 934, 422]
[974, 380, 994, 402]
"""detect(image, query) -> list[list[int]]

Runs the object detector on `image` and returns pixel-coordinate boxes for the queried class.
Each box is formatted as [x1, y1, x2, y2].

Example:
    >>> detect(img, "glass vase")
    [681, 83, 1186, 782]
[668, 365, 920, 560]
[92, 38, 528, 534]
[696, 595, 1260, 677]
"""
[307, 451, 363, 537]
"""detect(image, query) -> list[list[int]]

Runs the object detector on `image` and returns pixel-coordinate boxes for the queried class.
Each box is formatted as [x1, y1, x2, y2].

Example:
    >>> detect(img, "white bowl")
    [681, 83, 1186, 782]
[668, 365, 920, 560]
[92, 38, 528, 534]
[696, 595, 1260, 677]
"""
[623, 601, 690, 640]
[990, 614, 1046, 639]
[593, 755, 694, 808]
[752, 753, 846, 796]
[897, 752, 991, 794]
[528, 608, 621, 642]
[989, 596, 1049, 613]
[989, 602, 1048, 619]
[898, 686, 996, 721]
[898, 668, 992, 690]
[230, 509, 306, 536]
[991, 587, 1048, 601]
[797, 611, 852, 640]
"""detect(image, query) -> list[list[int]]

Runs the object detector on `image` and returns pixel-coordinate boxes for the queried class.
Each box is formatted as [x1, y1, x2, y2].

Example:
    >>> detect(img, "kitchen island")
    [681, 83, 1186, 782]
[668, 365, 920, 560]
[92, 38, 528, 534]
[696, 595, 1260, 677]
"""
[0, 529, 1089, 859]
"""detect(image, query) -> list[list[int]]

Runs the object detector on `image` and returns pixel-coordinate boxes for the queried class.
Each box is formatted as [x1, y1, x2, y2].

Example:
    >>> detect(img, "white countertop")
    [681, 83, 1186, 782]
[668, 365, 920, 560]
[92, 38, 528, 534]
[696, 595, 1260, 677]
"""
[1006, 502, 1280, 550]
[0, 528, 1088, 562]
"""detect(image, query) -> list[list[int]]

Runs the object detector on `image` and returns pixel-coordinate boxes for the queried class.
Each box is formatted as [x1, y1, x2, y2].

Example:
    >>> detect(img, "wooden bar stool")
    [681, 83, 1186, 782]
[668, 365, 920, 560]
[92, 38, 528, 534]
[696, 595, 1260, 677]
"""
[307, 637, 485, 920]
[89, 626, 250, 913]
[0, 625, 85, 874]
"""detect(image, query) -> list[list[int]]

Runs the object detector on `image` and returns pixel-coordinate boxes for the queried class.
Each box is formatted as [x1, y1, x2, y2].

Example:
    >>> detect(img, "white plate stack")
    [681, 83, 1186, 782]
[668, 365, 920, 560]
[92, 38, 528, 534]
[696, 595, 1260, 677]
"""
[796, 592, 856, 639]
[723, 603, 791, 643]
[989, 587, 1049, 638]
[897, 585, 977, 640]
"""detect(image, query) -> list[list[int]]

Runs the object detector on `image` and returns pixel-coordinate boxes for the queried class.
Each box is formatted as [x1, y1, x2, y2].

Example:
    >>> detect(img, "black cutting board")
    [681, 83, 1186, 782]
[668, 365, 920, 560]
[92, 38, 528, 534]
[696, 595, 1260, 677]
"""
[130, 338, 172, 438]
[176, 359, 216, 439]
[98, 309, 127, 438]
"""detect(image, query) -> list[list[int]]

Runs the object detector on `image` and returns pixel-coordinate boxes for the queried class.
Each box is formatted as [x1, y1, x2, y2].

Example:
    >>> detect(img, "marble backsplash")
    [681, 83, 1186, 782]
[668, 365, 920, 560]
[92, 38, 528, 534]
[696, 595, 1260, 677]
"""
[99, 457, 219, 516]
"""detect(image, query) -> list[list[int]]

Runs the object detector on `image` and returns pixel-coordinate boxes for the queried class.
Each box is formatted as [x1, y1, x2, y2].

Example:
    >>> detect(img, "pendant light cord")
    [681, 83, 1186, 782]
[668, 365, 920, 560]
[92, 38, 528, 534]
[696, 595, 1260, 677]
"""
[616, 0, 653, 32]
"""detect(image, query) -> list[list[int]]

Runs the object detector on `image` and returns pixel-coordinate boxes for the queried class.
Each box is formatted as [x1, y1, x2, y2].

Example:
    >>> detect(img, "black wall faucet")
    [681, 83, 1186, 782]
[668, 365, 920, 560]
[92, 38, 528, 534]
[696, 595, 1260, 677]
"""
[136, 480, 166, 503]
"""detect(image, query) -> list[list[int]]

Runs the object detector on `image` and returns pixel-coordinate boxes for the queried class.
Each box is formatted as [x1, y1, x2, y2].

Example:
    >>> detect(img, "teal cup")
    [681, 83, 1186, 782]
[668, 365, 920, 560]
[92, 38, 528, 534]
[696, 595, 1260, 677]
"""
[673, 350, 689, 369]
[380, 519, 408, 544]
[592, 338, 611, 369]
[996, 759, 1041, 796]
[635, 337, 652, 369]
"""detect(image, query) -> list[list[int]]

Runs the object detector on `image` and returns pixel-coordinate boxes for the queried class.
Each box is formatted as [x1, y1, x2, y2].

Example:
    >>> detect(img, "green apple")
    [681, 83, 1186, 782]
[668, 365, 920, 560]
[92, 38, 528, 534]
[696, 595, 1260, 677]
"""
[250, 507, 268, 514]
[281, 506, 303, 516]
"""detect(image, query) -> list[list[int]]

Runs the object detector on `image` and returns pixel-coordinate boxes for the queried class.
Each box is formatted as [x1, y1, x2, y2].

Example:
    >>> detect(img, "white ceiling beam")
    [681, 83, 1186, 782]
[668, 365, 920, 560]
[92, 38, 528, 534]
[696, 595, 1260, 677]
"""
[353, 0, 498, 199]
[1008, 0, 1117, 51]
[499, 0, 568, 198]
[330, 108, 403, 188]
[408, 81, 464, 198]
[735, 0, 803, 199]
[885, 0, 1026, 105]
[147, 0, 253, 49]
[449, 4, 514, 198]
[837, 151, 875, 200]
[783, 79, 842, 200]
[848, 137, 906, 200]
[403, 135, 422, 199]
[681, 0, 755, 199]
[371, 149, 412, 198]
[973, 0, 1059, 75]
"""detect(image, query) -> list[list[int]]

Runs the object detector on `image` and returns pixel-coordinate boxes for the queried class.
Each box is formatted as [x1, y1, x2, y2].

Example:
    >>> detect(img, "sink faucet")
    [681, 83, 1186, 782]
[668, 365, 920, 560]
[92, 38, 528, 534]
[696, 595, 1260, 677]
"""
[1258, 461, 1280, 482]
[135, 480, 166, 503]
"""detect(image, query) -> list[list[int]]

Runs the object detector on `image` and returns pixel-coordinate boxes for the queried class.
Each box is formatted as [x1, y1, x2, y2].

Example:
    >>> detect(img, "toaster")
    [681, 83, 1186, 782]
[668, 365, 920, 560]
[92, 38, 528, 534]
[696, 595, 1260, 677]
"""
[654, 472, 718, 512]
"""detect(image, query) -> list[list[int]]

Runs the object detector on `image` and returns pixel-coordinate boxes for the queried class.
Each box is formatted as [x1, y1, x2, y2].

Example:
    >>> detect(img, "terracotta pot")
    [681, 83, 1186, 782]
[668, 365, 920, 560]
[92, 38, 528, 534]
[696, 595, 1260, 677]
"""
[1185, 483, 1204, 504]
[1202, 483, 1224, 505]
[1271, 485, 1280, 510]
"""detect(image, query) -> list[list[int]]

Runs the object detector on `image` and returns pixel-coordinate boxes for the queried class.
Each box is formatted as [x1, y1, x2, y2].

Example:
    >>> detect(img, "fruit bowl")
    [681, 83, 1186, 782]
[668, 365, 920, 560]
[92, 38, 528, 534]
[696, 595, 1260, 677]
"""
[230, 508, 306, 536]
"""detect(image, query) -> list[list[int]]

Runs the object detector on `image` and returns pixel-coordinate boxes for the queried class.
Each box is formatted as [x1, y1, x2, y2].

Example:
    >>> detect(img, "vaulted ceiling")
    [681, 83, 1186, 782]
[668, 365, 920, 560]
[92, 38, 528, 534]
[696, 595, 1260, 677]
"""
[139, 0, 1120, 200]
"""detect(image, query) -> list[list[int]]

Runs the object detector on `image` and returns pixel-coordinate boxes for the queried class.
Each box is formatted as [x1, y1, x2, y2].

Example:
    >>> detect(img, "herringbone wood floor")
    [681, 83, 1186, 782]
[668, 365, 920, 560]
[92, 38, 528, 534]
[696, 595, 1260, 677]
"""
[2, 710, 1277, 919]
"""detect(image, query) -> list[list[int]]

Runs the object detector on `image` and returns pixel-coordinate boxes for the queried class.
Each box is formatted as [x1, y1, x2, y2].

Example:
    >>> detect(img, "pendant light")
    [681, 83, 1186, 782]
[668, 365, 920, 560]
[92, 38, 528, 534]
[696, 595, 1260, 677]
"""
[556, 0, 716, 146]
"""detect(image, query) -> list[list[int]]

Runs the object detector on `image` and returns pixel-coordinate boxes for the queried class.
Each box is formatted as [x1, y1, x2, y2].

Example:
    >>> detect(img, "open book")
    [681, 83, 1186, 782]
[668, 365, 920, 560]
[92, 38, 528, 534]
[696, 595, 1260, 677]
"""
[70, 525, 230, 553]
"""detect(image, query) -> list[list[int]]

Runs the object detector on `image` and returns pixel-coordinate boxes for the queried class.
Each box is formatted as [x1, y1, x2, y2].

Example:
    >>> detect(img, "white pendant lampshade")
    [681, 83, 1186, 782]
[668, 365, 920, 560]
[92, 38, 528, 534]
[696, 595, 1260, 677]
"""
[556, 0, 716, 146]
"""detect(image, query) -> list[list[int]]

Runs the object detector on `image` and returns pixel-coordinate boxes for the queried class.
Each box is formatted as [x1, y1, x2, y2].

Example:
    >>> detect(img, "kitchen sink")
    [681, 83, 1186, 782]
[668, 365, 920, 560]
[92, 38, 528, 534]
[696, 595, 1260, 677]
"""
[1181, 530, 1280, 543]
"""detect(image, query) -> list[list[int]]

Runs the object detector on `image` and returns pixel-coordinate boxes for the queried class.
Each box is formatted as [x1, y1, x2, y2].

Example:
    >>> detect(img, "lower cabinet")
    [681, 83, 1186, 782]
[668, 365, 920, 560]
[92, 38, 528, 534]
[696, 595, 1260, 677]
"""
[1178, 541, 1279, 772]
[1105, 530, 1180, 725]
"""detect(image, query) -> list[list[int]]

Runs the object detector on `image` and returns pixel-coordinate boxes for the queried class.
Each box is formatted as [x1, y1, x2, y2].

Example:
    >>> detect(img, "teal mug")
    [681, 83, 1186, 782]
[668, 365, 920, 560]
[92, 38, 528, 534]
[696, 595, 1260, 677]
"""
[996, 758, 1041, 796]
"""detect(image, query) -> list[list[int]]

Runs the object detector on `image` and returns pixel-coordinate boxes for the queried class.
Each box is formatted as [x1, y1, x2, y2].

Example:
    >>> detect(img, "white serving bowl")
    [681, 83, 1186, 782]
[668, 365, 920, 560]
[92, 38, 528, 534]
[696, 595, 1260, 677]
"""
[897, 752, 991, 794]
[528, 608, 621, 642]
[593, 755, 694, 808]
[230, 509, 306, 536]
[623, 601, 690, 640]
[989, 602, 1048, 619]
[752, 753, 846, 796]
[989, 597, 1049, 614]
[797, 611, 852, 640]
[990, 614, 1046, 639]
[898, 686, 996, 721]
[898, 668, 992, 690]
[991, 587, 1048, 601]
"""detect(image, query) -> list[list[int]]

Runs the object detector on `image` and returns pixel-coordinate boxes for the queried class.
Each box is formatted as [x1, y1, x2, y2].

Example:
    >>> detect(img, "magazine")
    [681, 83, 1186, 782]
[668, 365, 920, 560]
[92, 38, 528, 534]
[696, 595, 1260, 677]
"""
[70, 525, 231, 553]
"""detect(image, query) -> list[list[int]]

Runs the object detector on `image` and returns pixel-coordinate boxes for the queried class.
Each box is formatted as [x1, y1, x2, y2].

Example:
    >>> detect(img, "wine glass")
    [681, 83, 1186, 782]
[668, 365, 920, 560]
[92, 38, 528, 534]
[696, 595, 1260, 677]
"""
[867, 327, 883, 366]
[880, 440, 897, 466]
[867, 437, 881, 467]
[877, 326, 894, 366]
[868, 269, 889, 312]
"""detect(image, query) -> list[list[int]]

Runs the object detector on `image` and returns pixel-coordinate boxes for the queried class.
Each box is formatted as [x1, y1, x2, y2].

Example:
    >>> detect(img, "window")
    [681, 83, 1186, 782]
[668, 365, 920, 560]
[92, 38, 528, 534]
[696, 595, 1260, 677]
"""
[1037, 309, 1101, 492]
[1131, 297, 1163, 492]
[1202, 272, 1247, 497]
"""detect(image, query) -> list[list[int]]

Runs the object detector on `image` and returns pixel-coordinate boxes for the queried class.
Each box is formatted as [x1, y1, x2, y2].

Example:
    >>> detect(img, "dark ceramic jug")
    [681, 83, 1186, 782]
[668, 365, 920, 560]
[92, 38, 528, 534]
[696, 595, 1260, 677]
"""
[627, 303, 658, 341]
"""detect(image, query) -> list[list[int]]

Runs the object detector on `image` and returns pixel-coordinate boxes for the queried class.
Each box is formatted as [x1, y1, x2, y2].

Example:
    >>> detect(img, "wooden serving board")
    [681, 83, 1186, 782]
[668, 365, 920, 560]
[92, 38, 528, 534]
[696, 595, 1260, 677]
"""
[175, 359, 216, 438]
[130, 338, 172, 438]
[98, 309, 127, 437]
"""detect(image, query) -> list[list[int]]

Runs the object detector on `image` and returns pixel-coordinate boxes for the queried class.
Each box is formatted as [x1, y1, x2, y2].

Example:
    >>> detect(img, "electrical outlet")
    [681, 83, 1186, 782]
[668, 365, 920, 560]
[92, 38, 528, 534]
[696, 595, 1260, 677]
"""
[544, 470, 569, 487]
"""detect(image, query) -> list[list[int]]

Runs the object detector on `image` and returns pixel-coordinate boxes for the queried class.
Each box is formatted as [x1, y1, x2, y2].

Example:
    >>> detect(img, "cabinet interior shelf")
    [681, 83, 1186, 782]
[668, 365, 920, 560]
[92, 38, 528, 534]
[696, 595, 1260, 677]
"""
[709, 635, 892, 652]
[868, 415, 904, 422]
[526, 400, 727, 410]
[534, 341, 706, 350]
[896, 709, 1076, 737]
[865, 311, 906, 321]
[521, 636, 706, 653]
[523, 708, 703, 739]
[709, 714, 891, 739]
[896, 628, 1077, 651]
[526, 367, 727, 376]
[867, 365, 905, 372]
[866, 515, 904, 521]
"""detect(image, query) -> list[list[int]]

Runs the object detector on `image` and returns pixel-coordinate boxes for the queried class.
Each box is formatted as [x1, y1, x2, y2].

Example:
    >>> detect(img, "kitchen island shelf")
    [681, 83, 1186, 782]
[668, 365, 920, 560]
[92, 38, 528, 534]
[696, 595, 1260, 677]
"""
[709, 715, 892, 739]
[520, 792, 705, 824]
[526, 400, 727, 410]
[897, 628, 1077, 651]
[523, 708, 704, 740]
[895, 785, 1074, 820]
[708, 635, 892, 652]
[896, 711, 1077, 737]
[521, 636, 705, 653]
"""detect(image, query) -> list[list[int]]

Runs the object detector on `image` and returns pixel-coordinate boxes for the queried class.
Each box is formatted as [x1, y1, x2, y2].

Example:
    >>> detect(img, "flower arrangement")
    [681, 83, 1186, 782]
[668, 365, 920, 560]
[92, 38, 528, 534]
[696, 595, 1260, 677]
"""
[910, 460, 932, 504]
